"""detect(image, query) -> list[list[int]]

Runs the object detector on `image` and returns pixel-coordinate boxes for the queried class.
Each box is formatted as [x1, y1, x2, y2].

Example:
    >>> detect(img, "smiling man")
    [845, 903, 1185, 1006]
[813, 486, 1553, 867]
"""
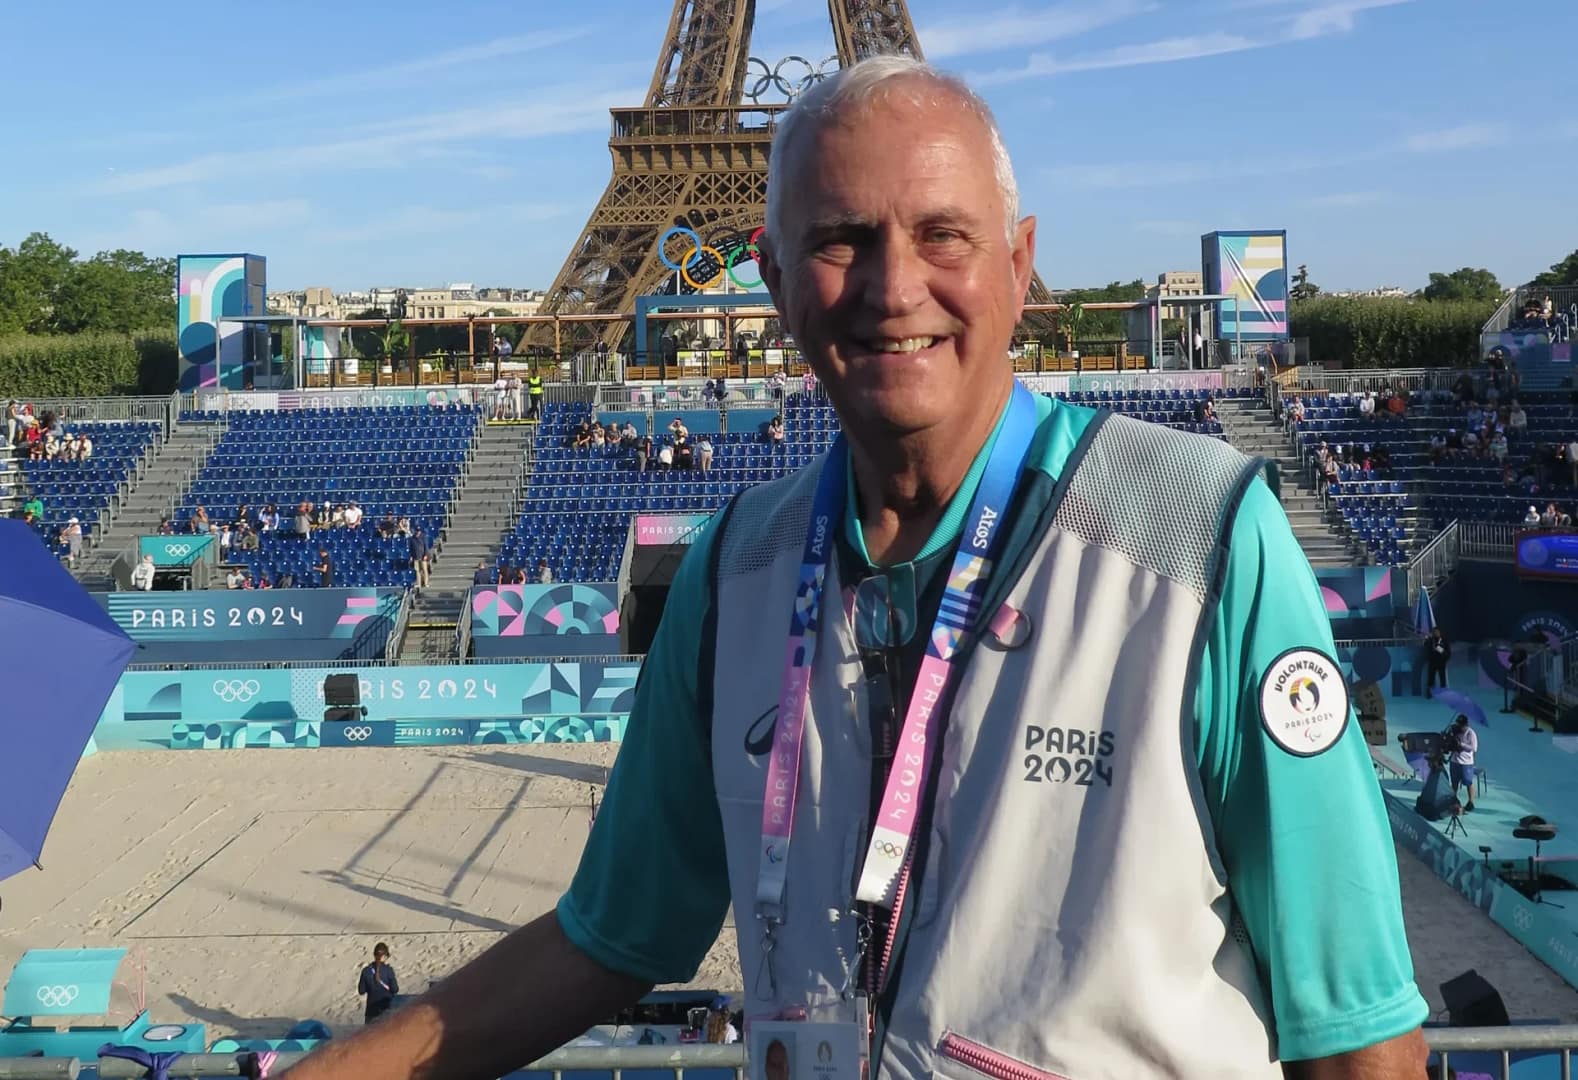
[283, 56, 1426, 1080]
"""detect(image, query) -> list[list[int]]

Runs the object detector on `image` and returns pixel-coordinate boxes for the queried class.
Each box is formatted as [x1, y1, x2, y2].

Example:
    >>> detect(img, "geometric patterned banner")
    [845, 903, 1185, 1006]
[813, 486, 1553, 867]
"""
[94, 659, 639, 752]
[471, 583, 620, 637]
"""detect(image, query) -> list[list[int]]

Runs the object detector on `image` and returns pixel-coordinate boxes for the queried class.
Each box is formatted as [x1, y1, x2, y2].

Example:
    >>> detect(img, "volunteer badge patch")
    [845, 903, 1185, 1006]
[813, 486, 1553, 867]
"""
[1259, 647, 1349, 757]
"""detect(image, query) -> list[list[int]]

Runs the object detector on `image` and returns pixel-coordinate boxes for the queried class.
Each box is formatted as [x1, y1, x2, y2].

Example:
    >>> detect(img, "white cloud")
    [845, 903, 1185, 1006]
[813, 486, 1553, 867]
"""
[95, 86, 643, 195]
[922, 0, 1157, 60]
[1302, 191, 1388, 207]
[1402, 124, 1503, 153]
[244, 28, 599, 104]
[975, 0, 1407, 84]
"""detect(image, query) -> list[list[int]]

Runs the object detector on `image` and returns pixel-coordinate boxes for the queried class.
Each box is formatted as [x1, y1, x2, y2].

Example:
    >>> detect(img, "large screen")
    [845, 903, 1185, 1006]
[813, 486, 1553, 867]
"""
[1515, 530, 1578, 581]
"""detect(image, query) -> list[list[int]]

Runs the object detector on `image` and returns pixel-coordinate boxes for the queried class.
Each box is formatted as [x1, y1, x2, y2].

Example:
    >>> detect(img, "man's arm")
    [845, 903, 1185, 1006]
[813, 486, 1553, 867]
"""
[1281, 1029, 1427, 1079]
[356, 968, 368, 997]
[1196, 480, 1428, 1064]
[286, 913, 647, 1080]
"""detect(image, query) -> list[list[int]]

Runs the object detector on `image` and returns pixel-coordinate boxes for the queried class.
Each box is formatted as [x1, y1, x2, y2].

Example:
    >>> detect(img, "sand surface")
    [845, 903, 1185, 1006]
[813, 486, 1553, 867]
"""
[1, 744, 1574, 1038]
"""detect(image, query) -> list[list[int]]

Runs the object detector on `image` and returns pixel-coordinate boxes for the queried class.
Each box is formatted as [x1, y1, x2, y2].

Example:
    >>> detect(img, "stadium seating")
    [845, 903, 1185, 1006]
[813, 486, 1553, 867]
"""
[1289, 387, 1578, 564]
[503, 388, 1246, 582]
[175, 406, 480, 587]
[12, 421, 160, 555]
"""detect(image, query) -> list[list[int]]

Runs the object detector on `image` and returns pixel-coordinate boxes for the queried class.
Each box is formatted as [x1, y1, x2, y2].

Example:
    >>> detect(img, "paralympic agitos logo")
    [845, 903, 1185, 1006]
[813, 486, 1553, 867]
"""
[659, 226, 766, 290]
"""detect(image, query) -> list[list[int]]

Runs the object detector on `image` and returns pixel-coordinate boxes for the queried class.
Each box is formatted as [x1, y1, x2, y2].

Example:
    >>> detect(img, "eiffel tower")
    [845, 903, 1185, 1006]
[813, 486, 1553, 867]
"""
[534, 0, 1053, 351]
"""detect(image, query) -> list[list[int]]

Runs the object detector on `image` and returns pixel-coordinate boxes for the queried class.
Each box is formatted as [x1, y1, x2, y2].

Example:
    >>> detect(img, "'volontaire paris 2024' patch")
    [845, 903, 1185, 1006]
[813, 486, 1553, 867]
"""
[1258, 647, 1350, 757]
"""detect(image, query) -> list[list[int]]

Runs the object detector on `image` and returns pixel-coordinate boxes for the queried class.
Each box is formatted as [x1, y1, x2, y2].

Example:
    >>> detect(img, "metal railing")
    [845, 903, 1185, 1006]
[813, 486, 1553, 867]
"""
[6, 394, 176, 433]
[1407, 520, 1461, 605]
[384, 589, 414, 659]
[0, 1031, 1573, 1079]
[1460, 521, 1519, 560]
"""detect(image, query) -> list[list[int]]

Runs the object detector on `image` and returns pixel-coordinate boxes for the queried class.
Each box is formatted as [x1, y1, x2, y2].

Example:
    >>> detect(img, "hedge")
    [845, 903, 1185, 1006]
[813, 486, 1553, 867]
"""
[1290, 297, 1494, 368]
[0, 329, 178, 397]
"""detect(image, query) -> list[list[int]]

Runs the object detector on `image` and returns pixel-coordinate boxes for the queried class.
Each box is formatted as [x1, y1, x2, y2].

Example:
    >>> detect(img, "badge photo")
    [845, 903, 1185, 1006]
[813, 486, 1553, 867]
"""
[1258, 647, 1349, 757]
[748, 1021, 864, 1080]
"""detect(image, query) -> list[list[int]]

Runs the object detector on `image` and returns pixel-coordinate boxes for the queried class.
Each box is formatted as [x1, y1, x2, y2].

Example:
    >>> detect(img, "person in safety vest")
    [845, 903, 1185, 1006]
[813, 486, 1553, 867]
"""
[282, 55, 1426, 1080]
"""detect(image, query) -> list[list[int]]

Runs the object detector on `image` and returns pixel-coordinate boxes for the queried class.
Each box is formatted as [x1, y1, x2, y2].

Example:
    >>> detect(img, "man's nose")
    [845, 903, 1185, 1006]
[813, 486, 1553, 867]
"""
[861, 237, 927, 316]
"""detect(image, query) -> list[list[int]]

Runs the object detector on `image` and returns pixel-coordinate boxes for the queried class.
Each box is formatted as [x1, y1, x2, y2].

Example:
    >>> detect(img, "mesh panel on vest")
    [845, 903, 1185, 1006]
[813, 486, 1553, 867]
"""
[1052, 414, 1257, 600]
[719, 459, 824, 580]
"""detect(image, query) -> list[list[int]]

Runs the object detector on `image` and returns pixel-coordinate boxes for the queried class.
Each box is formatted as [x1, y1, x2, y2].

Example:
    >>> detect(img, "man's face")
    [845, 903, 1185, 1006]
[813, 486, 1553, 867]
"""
[762, 88, 1035, 437]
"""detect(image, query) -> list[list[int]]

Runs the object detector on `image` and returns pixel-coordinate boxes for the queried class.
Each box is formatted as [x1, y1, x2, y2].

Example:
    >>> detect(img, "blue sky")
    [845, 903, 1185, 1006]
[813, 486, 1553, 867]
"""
[2, 0, 1572, 293]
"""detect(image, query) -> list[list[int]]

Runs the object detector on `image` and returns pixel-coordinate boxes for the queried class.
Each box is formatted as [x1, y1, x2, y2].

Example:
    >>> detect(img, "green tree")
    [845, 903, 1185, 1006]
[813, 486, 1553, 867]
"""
[1289, 264, 1321, 302]
[1418, 267, 1503, 303]
[1531, 249, 1578, 289]
[0, 233, 79, 334]
[53, 250, 176, 333]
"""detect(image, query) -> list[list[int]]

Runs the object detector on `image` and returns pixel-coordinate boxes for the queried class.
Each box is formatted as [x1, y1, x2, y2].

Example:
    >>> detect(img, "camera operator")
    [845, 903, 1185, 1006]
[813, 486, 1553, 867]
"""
[1443, 715, 1479, 812]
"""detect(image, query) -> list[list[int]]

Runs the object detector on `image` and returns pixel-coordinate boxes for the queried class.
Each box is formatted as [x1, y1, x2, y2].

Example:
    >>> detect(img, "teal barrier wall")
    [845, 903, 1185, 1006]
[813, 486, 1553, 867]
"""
[139, 533, 216, 567]
[94, 660, 637, 751]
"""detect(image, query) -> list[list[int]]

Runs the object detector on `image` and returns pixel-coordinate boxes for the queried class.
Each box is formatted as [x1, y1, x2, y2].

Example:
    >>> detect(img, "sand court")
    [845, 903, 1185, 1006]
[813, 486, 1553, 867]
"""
[1, 742, 1575, 1039]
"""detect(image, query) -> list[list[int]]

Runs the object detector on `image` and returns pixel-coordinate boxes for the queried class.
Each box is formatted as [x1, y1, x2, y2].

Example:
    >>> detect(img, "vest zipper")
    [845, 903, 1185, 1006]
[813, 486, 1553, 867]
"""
[937, 1033, 1070, 1080]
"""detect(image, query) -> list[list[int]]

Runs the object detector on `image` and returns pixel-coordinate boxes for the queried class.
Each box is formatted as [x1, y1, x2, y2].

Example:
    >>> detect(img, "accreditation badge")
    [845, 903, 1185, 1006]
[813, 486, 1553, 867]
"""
[749, 1020, 867, 1080]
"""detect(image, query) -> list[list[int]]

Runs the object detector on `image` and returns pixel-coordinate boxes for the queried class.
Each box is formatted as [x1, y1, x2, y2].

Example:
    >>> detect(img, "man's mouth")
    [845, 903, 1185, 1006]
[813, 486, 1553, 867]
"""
[857, 335, 944, 355]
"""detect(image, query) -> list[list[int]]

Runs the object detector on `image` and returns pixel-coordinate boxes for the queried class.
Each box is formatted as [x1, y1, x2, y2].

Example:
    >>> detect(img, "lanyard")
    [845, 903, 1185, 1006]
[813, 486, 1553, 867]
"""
[754, 384, 1038, 940]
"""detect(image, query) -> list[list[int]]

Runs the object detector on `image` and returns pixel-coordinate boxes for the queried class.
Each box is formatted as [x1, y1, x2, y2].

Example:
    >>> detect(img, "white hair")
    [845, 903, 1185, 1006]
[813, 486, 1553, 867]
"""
[765, 55, 1021, 254]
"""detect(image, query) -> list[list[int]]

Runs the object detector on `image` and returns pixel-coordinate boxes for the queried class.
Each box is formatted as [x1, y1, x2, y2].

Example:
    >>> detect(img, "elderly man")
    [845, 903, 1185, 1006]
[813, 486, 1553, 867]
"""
[283, 57, 1424, 1080]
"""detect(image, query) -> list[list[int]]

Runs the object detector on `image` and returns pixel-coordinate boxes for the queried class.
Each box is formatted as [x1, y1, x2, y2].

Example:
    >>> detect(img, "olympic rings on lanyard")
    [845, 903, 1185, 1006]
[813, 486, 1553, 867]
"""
[658, 226, 766, 290]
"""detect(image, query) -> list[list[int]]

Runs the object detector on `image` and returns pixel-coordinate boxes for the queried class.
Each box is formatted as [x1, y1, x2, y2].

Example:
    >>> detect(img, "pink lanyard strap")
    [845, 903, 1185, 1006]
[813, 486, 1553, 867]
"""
[753, 386, 1038, 974]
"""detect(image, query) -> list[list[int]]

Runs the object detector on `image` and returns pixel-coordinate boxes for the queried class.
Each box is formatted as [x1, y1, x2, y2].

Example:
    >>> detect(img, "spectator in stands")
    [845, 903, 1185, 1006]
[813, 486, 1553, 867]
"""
[1286, 396, 1305, 428]
[697, 435, 714, 475]
[130, 554, 156, 592]
[768, 369, 786, 404]
[239, 524, 259, 552]
[157, 514, 174, 536]
[1525, 505, 1543, 525]
[58, 517, 82, 567]
[473, 560, 495, 586]
[218, 522, 233, 555]
[1454, 371, 1476, 405]
[4, 400, 17, 446]
[1542, 502, 1562, 528]
[573, 423, 593, 450]
[1462, 427, 1481, 456]
[674, 437, 694, 471]
[493, 374, 511, 421]
[226, 566, 246, 590]
[277, 571, 296, 588]
[1192, 396, 1215, 423]
[766, 415, 785, 444]
[714, 375, 729, 409]
[315, 547, 335, 588]
[317, 501, 333, 527]
[409, 526, 430, 588]
[591, 424, 606, 449]
[1509, 401, 1528, 432]
[620, 422, 638, 448]
[536, 559, 553, 585]
[501, 564, 524, 585]
[257, 573, 273, 590]
[397, 515, 412, 537]
[656, 440, 674, 470]
[22, 494, 43, 521]
[802, 368, 817, 397]
[1489, 430, 1509, 462]
[357, 943, 399, 1026]
[294, 502, 312, 540]
[1357, 391, 1375, 418]
[635, 435, 651, 474]
[192, 505, 211, 535]
[344, 502, 364, 529]
[1384, 391, 1405, 420]
[378, 513, 397, 539]
[668, 416, 689, 441]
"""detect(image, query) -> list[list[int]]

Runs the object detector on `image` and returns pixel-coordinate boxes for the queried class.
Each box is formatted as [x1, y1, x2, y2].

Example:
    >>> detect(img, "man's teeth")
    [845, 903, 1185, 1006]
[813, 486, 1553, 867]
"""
[869, 337, 939, 353]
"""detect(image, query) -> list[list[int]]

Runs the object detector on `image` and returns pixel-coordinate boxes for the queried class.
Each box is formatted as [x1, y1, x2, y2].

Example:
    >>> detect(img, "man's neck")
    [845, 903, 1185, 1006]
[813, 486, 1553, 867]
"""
[848, 377, 1014, 566]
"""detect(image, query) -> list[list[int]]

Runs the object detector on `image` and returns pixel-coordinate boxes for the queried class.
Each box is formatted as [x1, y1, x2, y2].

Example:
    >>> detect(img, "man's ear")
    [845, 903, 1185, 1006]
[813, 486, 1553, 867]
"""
[760, 234, 786, 313]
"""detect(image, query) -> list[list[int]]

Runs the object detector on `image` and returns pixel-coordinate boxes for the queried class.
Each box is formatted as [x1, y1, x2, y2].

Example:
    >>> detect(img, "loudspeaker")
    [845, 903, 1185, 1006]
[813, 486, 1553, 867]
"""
[324, 673, 361, 708]
[1440, 969, 1510, 1027]
[323, 707, 365, 723]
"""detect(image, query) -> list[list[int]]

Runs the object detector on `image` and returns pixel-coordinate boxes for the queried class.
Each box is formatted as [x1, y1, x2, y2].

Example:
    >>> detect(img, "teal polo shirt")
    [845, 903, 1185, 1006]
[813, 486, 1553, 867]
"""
[558, 395, 1427, 1061]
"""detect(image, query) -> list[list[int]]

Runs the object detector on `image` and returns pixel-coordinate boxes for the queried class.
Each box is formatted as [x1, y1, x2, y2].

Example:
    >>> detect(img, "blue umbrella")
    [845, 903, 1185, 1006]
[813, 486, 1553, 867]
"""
[1433, 687, 1488, 728]
[0, 519, 135, 883]
[1413, 587, 1436, 636]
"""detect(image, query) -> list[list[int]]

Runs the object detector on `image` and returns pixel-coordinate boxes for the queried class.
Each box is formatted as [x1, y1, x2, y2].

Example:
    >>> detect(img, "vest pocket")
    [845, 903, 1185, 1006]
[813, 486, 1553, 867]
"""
[936, 1033, 1070, 1080]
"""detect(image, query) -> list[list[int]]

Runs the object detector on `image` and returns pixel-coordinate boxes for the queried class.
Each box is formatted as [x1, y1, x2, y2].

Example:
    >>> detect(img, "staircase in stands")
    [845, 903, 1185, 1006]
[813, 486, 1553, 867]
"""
[72, 424, 222, 590]
[398, 422, 534, 660]
[1217, 398, 1360, 568]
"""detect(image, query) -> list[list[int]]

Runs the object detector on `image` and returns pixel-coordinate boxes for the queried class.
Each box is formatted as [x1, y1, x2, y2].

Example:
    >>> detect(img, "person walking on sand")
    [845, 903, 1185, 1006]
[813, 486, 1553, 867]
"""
[358, 943, 400, 1024]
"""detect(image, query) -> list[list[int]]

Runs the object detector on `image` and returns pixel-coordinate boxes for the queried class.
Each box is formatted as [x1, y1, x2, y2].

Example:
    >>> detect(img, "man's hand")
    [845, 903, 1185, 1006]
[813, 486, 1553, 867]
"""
[282, 911, 649, 1080]
[1282, 1029, 1427, 1079]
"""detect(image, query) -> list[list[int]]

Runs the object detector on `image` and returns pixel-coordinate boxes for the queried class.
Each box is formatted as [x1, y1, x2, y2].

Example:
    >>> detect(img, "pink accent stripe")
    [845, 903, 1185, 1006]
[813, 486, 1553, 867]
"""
[763, 662, 811, 841]
[345, 596, 376, 608]
[336, 614, 367, 626]
[874, 653, 951, 832]
[938, 1034, 1069, 1080]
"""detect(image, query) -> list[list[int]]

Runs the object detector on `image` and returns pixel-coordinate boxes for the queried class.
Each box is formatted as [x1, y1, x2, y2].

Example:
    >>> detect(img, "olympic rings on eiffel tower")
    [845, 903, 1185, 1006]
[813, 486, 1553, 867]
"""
[657, 225, 767, 290]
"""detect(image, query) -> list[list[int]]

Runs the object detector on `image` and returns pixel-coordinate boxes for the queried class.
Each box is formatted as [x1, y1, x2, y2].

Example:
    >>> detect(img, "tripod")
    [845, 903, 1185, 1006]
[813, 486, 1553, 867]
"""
[1445, 808, 1470, 840]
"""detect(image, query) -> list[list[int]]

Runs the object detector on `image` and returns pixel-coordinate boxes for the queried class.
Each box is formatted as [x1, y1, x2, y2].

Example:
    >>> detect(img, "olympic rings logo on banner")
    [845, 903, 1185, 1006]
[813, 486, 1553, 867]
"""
[658, 226, 766, 290]
[37, 985, 79, 1008]
[213, 679, 261, 703]
[873, 841, 904, 859]
[342, 726, 373, 742]
[164, 543, 192, 556]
